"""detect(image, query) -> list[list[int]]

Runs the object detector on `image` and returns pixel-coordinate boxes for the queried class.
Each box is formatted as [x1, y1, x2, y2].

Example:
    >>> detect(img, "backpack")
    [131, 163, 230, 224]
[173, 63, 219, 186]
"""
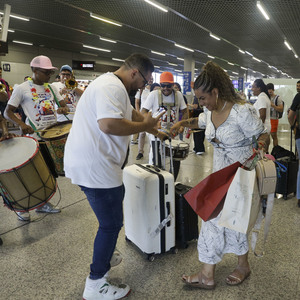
[275, 95, 284, 119]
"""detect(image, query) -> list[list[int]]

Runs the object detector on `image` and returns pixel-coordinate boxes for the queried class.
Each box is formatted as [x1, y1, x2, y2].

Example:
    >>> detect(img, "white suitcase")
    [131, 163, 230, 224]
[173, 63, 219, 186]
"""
[123, 163, 176, 261]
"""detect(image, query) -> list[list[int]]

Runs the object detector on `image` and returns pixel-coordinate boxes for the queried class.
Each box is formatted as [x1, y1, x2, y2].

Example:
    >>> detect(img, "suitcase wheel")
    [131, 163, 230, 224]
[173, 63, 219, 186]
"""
[125, 236, 131, 243]
[147, 254, 155, 262]
[171, 247, 178, 254]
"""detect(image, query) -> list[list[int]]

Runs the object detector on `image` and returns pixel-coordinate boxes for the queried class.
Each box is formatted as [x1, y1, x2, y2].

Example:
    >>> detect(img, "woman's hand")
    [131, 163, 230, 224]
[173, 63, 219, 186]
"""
[169, 122, 183, 137]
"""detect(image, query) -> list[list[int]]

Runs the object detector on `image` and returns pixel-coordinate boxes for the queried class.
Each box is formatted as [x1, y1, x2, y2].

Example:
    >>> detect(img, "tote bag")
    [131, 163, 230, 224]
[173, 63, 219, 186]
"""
[184, 161, 241, 222]
[218, 167, 261, 234]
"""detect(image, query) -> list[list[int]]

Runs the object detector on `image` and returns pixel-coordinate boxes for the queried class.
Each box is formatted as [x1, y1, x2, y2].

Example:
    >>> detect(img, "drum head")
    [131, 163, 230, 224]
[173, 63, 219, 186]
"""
[41, 121, 72, 140]
[0, 137, 38, 172]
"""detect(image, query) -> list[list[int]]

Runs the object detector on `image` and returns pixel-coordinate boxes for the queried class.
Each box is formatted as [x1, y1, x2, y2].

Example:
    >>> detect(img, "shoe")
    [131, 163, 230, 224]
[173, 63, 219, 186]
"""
[110, 252, 122, 267]
[182, 272, 216, 290]
[136, 153, 143, 160]
[83, 276, 131, 300]
[196, 152, 204, 155]
[225, 267, 251, 286]
[16, 211, 30, 221]
[35, 202, 61, 213]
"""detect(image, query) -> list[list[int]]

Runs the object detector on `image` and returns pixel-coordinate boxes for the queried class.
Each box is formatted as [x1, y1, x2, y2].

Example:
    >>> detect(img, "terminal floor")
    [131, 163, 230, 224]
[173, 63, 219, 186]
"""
[0, 130, 299, 300]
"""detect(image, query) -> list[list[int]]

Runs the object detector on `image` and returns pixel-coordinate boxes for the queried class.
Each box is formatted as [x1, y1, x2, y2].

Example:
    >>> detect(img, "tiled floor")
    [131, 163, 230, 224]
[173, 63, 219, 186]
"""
[0, 131, 299, 300]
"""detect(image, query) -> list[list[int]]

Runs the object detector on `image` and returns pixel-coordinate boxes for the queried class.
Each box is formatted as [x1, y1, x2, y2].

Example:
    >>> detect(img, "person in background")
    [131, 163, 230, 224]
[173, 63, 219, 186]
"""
[54, 74, 60, 82]
[64, 53, 166, 300]
[287, 80, 300, 208]
[52, 65, 83, 122]
[251, 79, 271, 152]
[170, 61, 268, 290]
[4, 55, 68, 221]
[0, 66, 11, 116]
[266, 83, 284, 147]
[135, 76, 153, 160]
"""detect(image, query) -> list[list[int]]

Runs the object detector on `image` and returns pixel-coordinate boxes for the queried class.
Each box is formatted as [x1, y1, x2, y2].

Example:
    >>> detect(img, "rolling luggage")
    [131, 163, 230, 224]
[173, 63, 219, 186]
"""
[123, 139, 176, 261]
[175, 183, 199, 248]
[273, 129, 298, 200]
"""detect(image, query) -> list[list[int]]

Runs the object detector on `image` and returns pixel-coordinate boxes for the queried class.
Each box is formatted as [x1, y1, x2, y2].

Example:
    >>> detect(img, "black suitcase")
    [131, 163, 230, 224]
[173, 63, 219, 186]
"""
[274, 129, 298, 200]
[175, 183, 199, 248]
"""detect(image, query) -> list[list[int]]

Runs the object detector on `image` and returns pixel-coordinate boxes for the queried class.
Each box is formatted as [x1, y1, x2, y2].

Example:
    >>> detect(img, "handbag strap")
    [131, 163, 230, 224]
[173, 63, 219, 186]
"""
[251, 193, 274, 257]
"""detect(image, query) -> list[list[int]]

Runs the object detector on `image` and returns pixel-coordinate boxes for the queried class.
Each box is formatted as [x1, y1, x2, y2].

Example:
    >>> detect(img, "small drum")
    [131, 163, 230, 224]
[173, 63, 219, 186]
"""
[164, 140, 190, 161]
[41, 121, 72, 176]
[0, 137, 57, 212]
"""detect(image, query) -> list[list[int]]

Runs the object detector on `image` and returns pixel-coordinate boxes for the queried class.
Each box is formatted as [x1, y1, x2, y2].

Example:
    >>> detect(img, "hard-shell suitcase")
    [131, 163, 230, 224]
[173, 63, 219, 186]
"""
[175, 183, 199, 248]
[123, 139, 176, 261]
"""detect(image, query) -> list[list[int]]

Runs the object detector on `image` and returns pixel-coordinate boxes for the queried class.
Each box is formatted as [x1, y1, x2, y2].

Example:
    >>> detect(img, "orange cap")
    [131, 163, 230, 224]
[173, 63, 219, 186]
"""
[160, 72, 174, 83]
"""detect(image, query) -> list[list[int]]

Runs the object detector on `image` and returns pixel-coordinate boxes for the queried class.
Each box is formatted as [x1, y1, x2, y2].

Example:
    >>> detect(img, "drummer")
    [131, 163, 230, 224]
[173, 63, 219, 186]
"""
[4, 55, 69, 221]
[52, 64, 83, 122]
[141, 71, 187, 180]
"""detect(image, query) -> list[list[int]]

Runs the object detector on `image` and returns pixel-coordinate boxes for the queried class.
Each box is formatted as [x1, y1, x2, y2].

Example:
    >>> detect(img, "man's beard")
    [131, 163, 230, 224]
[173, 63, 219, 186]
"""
[129, 89, 138, 97]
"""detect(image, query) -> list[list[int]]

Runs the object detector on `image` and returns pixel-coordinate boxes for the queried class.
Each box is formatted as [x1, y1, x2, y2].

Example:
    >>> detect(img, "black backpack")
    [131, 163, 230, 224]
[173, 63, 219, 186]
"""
[275, 95, 284, 119]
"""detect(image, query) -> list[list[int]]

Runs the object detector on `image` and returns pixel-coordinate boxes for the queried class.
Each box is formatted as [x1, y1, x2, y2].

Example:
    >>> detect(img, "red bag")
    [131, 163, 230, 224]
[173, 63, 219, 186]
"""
[184, 161, 241, 221]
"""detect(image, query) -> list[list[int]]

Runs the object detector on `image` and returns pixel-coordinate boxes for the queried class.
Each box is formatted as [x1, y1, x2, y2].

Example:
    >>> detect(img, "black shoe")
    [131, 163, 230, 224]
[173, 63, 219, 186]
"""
[136, 153, 143, 160]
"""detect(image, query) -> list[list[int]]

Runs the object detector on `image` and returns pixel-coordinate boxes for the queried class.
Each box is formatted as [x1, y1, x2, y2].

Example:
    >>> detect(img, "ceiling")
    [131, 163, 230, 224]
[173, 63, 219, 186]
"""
[1, 0, 300, 79]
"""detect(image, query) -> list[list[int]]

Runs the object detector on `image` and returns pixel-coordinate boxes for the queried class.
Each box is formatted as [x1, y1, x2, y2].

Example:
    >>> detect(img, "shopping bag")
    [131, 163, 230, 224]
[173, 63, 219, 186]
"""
[184, 161, 241, 222]
[218, 167, 261, 234]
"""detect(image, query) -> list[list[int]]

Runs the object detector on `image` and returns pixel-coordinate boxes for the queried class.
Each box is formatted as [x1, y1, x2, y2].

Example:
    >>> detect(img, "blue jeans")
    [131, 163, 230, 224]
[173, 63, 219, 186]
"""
[80, 184, 124, 279]
[296, 139, 300, 199]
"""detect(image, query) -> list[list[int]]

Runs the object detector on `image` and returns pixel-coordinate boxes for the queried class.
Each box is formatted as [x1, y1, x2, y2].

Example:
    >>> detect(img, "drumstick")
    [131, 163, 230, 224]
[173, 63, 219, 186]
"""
[34, 129, 61, 132]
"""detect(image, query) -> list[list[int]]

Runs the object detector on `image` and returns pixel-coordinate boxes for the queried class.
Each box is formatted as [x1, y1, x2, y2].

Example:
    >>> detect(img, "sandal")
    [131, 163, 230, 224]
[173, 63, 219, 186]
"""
[225, 267, 251, 286]
[182, 272, 216, 290]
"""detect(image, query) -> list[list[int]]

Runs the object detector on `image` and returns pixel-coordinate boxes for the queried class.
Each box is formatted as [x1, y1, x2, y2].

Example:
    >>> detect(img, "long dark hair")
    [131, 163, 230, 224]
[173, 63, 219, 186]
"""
[253, 79, 270, 99]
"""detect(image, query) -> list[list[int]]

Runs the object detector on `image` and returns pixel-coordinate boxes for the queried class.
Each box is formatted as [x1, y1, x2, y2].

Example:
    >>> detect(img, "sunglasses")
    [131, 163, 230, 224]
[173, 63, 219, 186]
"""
[138, 69, 148, 86]
[37, 69, 55, 76]
[160, 83, 173, 89]
[61, 72, 71, 77]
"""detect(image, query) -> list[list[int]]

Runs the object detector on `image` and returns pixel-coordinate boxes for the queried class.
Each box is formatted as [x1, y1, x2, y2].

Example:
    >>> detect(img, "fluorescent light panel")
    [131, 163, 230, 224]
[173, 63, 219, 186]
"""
[239, 49, 245, 54]
[227, 61, 234, 65]
[8, 29, 15, 33]
[252, 57, 261, 62]
[151, 50, 165, 56]
[168, 62, 178, 66]
[100, 37, 117, 43]
[90, 13, 122, 26]
[174, 69, 182, 72]
[177, 57, 184, 61]
[112, 58, 125, 62]
[284, 40, 292, 50]
[174, 43, 194, 52]
[245, 51, 253, 56]
[83, 44, 111, 52]
[257, 1, 270, 20]
[295, 54, 299, 58]
[240, 66, 247, 70]
[154, 66, 160, 68]
[209, 33, 220, 40]
[13, 40, 32, 45]
[80, 51, 98, 57]
[207, 55, 215, 59]
[0, 12, 29, 21]
[144, 0, 168, 12]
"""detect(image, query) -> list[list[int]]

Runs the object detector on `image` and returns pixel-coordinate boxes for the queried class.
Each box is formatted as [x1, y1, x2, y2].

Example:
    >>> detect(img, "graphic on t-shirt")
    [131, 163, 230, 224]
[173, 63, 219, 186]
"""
[38, 99, 55, 116]
[158, 106, 177, 124]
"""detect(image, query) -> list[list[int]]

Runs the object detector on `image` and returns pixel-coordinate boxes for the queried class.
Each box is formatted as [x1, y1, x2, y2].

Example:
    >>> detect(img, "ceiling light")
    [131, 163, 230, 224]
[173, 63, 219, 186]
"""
[90, 13, 122, 27]
[257, 1, 270, 20]
[295, 54, 299, 58]
[240, 66, 247, 70]
[168, 62, 178, 66]
[154, 66, 160, 68]
[151, 50, 165, 56]
[174, 43, 194, 52]
[177, 57, 184, 61]
[207, 55, 215, 59]
[8, 29, 15, 33]
[209, 33, 220, 41]
[223, 69, 228, 72]
[112, 58, 125, 62]
[0, 12, 30, 22]
[252, 57, 261, 62]
[268, 65, 272, 68]
[284, 40, 292, 50]
[100, 37, 117, 43]
[144, 0, 168, 12]
[174, 69, 182, 72]
[232, 71, 239, 75]
[80, 51, 98, 57]
[83, 44, 111, 52]
[239, 49, 245, 54]
[13, 40, 32, 46]
[227, 62, 234, 65]
[245, 51, 253, 56]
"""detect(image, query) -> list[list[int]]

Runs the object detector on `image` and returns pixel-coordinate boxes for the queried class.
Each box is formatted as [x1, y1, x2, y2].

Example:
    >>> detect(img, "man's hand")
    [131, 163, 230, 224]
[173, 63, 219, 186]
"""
[20, 124, 34, 135]
[0, 132, 17, 141]
[157, 130, 169, 141]
[169, 122, 183, 137]
[143, 111, 165, 131]
[57, 107, 69, 114]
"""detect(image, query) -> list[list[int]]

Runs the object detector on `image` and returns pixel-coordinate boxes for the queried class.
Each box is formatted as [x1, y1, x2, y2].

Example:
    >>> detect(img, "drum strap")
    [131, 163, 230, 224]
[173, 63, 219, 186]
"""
[48, 85, 70, 121]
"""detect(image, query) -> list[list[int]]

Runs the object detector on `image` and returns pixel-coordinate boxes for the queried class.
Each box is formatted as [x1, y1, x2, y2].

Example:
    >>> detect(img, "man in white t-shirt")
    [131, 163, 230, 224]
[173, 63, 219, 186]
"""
[142, 71, 187, 180]
[64, 53, 165, 300]
[52, 64, 83, 122]
[5, 55, 69, 221]
[135, 76, 153, 160]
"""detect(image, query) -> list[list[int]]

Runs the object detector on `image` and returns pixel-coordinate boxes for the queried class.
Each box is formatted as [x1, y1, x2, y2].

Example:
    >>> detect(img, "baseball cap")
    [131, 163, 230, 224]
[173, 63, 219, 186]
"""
[160, 72, 174, 83]
[60, 65, 72, 73]
[30, 55, 57, 70]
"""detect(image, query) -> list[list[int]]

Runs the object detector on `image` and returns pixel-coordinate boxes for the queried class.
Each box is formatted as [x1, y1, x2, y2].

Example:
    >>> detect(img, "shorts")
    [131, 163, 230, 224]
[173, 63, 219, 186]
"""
[270, 119, 279, 133]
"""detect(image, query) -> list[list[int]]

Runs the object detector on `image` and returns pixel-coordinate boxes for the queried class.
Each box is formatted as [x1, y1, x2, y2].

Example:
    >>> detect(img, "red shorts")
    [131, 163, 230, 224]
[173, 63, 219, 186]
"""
[270, 119, 279, 133]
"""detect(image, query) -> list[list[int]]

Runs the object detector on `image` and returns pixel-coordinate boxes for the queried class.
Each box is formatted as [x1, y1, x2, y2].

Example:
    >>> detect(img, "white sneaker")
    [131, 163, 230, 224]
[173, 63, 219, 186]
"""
[16, 211, 30, 221]
[35, 202, 61, 213]
[83, 276, 131, 300]
[110, 252, 122, 267]
[196, 152, 204, 155]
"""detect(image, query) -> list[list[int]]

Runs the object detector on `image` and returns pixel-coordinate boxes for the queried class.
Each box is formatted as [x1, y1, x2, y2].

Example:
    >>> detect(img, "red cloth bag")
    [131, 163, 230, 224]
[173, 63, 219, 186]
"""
[184, 161, 241, 221]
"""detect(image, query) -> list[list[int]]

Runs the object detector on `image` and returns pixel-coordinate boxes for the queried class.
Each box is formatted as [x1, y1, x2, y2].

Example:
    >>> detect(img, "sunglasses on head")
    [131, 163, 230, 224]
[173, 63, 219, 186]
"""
[160, 83, 173, 89]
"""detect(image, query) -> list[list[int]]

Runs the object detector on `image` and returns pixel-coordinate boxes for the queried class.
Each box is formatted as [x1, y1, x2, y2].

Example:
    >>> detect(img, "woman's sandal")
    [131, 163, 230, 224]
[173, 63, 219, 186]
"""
[182, 272, 216, 290]
[225, 268, 251, 286]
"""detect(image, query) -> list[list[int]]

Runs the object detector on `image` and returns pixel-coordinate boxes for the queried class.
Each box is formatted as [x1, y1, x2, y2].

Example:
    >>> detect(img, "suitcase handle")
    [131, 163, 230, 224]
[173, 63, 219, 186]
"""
[166, 202, 171, 227]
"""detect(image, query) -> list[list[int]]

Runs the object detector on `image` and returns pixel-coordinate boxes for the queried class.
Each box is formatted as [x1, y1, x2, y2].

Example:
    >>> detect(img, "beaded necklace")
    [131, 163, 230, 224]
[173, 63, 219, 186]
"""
[27, 77, 52, 101]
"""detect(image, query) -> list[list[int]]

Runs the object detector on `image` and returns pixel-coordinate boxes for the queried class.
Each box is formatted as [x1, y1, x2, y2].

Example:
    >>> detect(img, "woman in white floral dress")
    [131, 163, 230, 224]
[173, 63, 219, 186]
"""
[170, 61, 269, 289]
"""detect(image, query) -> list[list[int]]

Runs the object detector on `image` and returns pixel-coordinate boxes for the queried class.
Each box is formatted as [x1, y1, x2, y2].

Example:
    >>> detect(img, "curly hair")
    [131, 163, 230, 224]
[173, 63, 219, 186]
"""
[194, 61, 244, 104]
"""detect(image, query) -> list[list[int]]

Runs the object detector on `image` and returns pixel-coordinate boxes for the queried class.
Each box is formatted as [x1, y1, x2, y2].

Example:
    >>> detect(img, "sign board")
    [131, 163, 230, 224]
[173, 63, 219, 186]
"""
[238, 77, 244, 91]
[183, 71, 191, 94]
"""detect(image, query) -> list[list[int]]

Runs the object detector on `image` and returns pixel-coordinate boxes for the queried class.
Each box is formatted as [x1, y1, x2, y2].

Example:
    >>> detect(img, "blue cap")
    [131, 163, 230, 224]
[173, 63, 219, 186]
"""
[60, 64, 72, 73]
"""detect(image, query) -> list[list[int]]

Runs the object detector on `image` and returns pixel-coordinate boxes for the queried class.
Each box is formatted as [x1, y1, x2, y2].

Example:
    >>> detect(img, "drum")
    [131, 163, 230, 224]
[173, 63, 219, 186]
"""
[41, 121, 72, 176]
[0, 137, 57, 212]
[164, 140, 190, 161]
